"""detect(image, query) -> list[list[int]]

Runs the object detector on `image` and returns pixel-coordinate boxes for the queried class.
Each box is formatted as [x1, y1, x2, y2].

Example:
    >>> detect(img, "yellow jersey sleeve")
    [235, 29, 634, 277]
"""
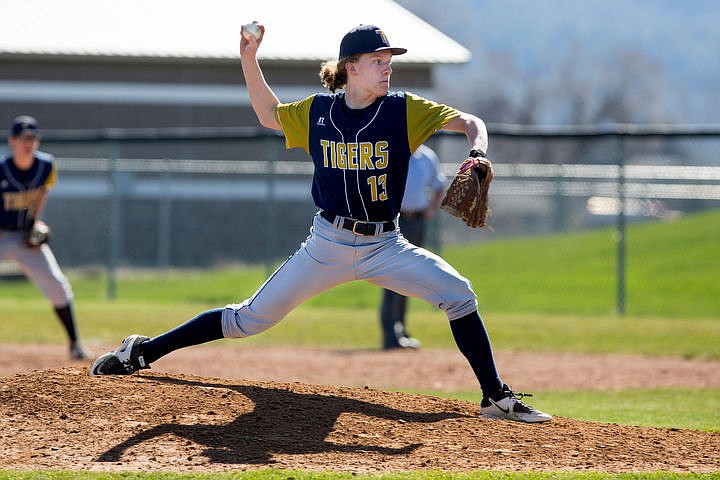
[405, 92, 461, 153]
[275, 95, 317, 153]
[45, 164, 57, 189]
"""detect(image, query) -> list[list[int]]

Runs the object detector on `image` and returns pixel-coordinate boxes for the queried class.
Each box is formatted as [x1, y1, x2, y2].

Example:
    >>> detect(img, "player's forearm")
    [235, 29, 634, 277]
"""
[444, 113, 489, 155]
[430, 188, 444, 211]
[33, 190, 49, 220]
[241, 56, 281, 130]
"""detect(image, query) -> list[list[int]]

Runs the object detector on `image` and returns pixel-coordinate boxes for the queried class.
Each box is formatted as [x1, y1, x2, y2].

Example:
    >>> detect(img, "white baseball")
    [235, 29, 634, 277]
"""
[242, 23, 262, 41]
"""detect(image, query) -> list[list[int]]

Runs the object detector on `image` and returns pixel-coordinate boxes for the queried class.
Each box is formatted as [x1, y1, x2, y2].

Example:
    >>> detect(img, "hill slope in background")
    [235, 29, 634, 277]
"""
[442, 209, 720, 317]
[1, 367, 718, 473]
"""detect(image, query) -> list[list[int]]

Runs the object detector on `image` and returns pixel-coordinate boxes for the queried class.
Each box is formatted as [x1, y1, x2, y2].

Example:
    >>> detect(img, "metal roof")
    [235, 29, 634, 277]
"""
[0, 0, 470, 64]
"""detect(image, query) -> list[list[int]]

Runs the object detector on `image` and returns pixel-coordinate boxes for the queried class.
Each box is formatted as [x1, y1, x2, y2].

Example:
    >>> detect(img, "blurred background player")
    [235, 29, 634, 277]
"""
[380, 144, 445, 349]
[1, 116, 90, 360]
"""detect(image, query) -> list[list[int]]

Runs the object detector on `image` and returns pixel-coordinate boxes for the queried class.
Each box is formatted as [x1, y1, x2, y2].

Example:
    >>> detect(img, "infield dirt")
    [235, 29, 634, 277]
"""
[1, 344, 719, 474]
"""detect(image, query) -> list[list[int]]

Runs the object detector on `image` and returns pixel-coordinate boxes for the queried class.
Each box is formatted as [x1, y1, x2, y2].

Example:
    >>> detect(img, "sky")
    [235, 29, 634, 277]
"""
[395, 0, 719, 125]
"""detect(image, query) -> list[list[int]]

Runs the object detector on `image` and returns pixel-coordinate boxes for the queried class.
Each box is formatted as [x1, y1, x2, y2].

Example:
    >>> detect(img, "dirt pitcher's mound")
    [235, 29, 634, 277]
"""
[1, 368, 718, 473]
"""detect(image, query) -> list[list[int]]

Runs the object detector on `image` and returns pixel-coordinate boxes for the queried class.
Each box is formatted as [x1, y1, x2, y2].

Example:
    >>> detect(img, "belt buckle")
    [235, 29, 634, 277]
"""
[352, 221, 373, 236]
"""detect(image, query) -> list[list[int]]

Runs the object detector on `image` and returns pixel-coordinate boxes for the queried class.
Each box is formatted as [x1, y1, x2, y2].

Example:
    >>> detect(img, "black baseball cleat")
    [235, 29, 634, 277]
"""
[480, 384, 552, 423]
[88, 334, 151, 376]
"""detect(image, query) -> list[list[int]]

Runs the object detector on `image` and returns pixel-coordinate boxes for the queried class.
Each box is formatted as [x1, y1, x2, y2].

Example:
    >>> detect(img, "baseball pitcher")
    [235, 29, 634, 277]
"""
[89, 23, 551, 423]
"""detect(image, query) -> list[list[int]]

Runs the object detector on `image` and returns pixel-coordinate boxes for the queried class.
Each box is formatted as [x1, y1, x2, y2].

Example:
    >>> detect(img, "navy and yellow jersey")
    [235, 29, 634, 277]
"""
[276, 91, 459, 222]
[0, 151, 56, 230]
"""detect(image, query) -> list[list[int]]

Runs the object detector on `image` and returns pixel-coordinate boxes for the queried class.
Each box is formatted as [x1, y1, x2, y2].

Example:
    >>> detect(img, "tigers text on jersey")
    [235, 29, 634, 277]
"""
[0, 151, 56, 230]
[276, 91, 459, 222]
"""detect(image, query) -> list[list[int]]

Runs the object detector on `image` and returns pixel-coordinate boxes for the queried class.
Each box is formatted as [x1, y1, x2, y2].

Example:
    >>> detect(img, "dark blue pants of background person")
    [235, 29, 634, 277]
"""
[380, 211, 425, 349]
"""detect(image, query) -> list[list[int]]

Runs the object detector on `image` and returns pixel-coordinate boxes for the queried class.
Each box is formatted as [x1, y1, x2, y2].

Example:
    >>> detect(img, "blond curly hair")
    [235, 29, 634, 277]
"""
[319, 55, 359, 93]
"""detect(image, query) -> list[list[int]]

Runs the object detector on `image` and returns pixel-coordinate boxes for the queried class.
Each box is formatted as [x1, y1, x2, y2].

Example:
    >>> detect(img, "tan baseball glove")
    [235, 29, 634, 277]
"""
[440, 157, 493, 228]
[24, 220, 52, 248]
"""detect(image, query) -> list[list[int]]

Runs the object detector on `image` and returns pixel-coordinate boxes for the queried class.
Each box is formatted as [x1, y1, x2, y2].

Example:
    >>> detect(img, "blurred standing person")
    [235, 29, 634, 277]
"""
[0, 116, 90, 360]
[380, 144, 445, 349]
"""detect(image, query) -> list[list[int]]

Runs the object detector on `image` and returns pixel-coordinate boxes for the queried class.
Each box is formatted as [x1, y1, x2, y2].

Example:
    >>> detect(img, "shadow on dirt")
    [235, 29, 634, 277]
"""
[97, 375, 469, 464]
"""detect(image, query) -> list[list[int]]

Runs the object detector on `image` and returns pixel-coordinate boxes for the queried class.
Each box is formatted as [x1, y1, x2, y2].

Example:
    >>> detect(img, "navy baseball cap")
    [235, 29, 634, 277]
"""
[338, 25, 407, 60]
[10, 115, 39, 137]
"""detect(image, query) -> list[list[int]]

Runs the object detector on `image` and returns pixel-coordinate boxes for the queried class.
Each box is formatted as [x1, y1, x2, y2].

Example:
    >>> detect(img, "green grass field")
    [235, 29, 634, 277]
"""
[1, 209, 719, 479]
[2, 209, 718, 318]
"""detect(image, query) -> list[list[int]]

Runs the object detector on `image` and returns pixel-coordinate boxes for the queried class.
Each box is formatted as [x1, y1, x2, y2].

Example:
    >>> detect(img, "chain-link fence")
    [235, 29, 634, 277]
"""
[2, 124, 719, 307]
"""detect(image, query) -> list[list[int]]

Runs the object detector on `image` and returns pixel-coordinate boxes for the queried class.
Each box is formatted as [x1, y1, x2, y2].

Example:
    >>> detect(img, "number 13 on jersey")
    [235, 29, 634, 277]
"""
[367, 174, 388, 202]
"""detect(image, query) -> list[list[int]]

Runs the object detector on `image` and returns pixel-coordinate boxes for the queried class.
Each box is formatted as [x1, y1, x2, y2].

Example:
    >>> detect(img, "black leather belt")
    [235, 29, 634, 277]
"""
[400, 210, 424, 220]
[320, 210, 395, 236]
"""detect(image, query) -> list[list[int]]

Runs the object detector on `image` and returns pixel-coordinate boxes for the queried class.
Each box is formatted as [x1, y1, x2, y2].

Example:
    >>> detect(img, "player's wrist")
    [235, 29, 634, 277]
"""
[469, 149, 486, 159]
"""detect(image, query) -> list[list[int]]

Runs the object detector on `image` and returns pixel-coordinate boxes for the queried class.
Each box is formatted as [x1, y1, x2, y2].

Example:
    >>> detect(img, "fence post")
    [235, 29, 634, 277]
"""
[615, 136, 627, 315]
[157, 159, 172, 269]
[107, 142, 120, 300]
